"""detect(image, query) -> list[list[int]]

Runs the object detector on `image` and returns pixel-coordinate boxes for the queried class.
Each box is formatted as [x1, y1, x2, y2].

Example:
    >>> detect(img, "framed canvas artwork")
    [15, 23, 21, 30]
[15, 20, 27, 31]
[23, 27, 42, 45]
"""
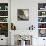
[17, 9, 29, 21]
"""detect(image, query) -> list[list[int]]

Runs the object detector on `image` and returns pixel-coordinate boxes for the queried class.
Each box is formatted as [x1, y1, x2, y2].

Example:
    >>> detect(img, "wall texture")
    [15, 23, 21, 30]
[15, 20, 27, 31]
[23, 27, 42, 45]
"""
[11, 0, 46, 46]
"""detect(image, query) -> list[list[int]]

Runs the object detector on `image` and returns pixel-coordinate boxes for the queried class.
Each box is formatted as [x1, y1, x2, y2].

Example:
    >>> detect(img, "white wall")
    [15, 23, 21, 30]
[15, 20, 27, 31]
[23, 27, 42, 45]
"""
[11, 0, 46, 30]
[11, 0, 38, 30]
[11, 0, 46, 46]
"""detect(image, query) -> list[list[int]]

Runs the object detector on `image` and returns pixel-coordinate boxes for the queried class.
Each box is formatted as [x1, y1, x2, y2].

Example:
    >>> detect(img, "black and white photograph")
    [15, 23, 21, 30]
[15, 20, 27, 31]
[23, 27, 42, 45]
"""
[17, 9, 29, 21]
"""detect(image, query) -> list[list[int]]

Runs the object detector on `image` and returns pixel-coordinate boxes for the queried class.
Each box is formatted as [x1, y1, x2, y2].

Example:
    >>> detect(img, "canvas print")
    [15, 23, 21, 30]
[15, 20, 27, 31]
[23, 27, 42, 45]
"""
[17, 9, 29, 21]
[38, 23, 46, 28]
[38, 29, 46, 37]
[0, 11, 8, 16]
[38, 17, 46, 22]
[38, 11, 46, 16]
[0, 23, 8, 37]
[0, 17, 8, 22]
[38, 3, 46, 10]
[0, 3, 8, 10]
